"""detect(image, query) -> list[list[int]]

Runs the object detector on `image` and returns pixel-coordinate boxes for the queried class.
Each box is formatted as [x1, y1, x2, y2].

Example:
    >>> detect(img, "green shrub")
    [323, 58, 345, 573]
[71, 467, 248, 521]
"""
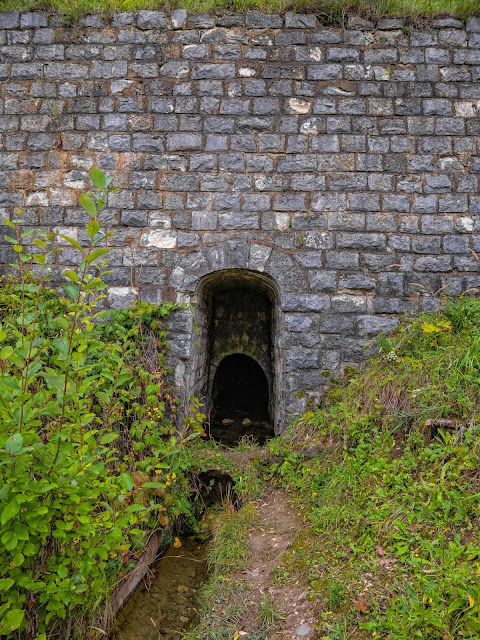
[0, 169, 202, 639]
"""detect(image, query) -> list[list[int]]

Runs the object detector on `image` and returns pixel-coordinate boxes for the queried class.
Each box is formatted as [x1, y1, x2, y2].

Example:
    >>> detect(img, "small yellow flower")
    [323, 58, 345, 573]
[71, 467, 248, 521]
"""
[173, 537, 182, 548]
[154, 469, 162, 475]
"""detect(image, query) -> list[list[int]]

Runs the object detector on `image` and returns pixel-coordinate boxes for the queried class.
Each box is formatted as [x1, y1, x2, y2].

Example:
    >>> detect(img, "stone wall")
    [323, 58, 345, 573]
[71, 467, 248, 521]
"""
[0, 10, 480, 429]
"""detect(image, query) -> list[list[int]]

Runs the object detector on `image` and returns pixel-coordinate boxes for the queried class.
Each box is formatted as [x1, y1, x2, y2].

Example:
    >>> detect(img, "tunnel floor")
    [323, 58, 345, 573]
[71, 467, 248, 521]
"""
[209, 413, 274, 447]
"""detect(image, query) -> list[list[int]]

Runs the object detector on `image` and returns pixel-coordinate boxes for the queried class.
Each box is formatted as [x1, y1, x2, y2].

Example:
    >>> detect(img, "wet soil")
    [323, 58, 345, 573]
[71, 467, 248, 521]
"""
[111, 537, 207, 640]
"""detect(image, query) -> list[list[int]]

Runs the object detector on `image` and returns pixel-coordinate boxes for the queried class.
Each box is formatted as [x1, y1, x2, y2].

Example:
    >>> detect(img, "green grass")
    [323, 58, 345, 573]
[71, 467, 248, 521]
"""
[183, 502, 260, 640]
[268, 297, 480, 639]
[0, 0, 479, 22]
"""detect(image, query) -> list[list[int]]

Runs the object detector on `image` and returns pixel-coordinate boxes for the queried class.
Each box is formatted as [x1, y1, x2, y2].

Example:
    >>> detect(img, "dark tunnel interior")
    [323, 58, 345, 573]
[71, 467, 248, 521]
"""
[210, 353, 274, 446]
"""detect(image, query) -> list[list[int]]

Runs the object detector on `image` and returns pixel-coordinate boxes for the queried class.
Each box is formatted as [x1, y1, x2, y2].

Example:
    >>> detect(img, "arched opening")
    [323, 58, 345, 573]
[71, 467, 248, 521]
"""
[210, 354, 272, 444]
[192, 269, 279, 445]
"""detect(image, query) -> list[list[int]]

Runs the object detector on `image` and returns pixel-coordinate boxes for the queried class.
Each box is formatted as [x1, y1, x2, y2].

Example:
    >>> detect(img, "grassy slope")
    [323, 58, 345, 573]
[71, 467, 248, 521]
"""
[0, 0, 479, 21]
[270, 297, 480, 639]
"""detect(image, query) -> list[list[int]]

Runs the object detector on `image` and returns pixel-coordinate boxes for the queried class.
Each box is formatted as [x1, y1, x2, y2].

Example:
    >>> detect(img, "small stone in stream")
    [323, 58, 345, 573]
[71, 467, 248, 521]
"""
[294, 622, 314, 638]
[242, 418, 252, 426]
[222, 418, 234, 425]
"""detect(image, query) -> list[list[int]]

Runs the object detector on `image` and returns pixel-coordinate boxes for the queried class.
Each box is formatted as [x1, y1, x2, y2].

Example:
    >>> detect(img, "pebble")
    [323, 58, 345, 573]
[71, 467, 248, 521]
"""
[294, 622, 314, 638]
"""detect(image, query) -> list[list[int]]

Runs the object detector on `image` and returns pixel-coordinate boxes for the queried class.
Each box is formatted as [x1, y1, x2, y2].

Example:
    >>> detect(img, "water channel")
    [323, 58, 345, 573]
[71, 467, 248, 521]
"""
[111, 537, 207, 640]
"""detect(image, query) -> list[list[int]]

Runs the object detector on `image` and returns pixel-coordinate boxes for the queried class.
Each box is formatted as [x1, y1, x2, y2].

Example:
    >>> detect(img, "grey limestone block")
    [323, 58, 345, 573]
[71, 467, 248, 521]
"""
[246, 12, 283, 29]
[137, 11, 168, 29]
[20, 12, 47, 29]
[172, 9, 187, 29]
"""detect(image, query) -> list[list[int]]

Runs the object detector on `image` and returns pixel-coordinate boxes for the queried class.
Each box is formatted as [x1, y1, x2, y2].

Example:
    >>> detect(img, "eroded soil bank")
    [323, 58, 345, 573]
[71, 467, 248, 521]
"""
[111, 537, 207, 640]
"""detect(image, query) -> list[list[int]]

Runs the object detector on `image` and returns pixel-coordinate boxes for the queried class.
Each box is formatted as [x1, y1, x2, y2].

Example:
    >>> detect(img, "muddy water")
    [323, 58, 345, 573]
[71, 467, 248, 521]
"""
[111, 537, 207, 640]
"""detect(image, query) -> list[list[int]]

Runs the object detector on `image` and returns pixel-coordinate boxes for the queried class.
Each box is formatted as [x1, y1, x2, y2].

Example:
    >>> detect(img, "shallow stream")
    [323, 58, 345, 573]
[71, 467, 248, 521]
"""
[111, 537, 207, 640]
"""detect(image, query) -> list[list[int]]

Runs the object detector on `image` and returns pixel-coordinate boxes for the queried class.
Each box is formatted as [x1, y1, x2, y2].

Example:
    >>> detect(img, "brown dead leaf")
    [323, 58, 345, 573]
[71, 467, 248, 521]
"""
[354, 597, 368, 613]
[379, 557, 397, 566]
[376, 545, 385, 556]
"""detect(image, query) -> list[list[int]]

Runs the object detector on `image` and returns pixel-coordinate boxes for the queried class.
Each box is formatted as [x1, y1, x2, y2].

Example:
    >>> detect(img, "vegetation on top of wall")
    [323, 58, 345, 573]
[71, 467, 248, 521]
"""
[268, 296, 480, 638]
[0, 0, 479, 22]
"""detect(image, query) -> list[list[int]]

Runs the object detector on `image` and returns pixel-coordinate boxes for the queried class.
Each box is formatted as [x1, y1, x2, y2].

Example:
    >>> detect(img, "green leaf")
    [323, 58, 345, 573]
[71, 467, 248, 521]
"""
[2, 609, 24, 633]
[125, 504, 148, 513]
[64, 283, 79, 300]
[100, 433, 118, 445]
[86, 220, 100, 239]
[33, 254, 46, 264]
[141, 481, 166, 489]
[4, 235, 17, 244]
[120, 473, 134, 492]
[63, 269, 79, 283]
[0, 331, 6, 342]
[13, 245, 22, 253]
[57, 565, 68, 579]
[0, 579, 14, 591]
[1, 500, 20, 526]
[86, 248, 111, 264]
[79, 194, 97, 218]
[5, 433, 23, 455]
[42, 370, 65, 391]
[3, 218, 15, 228]
[5, 533, 18, 551]
[90, 168, 107, 190]
[0, 346, 13, 360]
[54, 316, 69, 330]
[59, 235, 83, 252]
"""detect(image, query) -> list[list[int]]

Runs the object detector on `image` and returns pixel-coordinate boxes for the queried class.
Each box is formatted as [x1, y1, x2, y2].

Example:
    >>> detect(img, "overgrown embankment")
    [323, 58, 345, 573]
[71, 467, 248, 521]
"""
[269, 297, 480, 639]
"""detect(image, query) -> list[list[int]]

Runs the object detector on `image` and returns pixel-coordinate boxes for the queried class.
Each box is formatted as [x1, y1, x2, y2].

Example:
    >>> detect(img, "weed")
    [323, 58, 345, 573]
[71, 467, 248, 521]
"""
[207, 502, 257, 575]
[327, 580, 345, 609]
[258, 598, 282, 627]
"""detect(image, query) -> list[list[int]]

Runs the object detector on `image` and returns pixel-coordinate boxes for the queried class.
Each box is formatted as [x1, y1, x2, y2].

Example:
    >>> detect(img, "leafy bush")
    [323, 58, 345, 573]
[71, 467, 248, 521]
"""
[0, 169, 201, 639]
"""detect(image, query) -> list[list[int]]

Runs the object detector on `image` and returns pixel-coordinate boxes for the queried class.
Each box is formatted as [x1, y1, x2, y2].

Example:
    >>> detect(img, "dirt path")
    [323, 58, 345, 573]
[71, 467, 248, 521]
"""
[236, 488, 318, 639]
